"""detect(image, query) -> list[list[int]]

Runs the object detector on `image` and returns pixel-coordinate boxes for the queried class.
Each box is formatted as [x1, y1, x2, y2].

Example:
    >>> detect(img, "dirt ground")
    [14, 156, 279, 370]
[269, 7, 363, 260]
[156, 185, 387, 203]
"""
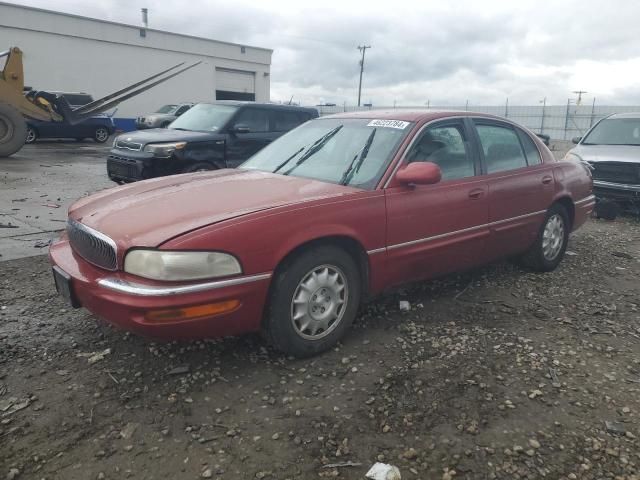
[1, 216, 640, 480]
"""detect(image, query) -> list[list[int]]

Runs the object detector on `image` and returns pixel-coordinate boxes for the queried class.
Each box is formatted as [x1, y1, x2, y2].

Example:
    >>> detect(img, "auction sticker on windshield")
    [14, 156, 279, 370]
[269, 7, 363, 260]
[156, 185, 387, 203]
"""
[366, 119, 410, 129]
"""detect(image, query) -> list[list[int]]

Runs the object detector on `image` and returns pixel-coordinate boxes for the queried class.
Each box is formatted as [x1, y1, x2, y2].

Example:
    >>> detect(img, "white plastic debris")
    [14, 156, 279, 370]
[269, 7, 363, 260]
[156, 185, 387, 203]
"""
[365, 462, 401, 480]
[565, 250, 578, 256]
[399, 301, 411, 312]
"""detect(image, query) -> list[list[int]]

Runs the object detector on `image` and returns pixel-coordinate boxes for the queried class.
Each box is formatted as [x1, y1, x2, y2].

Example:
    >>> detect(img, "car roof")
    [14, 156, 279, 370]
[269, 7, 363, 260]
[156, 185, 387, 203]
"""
[321, 109, 509, 123]
[607, 112, 640, 119]
[209, 101, 317, 113]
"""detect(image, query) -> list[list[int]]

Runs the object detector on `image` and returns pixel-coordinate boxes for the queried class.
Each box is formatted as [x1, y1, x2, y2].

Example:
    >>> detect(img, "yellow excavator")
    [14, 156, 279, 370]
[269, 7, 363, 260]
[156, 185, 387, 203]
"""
[0, 47, 200, 157]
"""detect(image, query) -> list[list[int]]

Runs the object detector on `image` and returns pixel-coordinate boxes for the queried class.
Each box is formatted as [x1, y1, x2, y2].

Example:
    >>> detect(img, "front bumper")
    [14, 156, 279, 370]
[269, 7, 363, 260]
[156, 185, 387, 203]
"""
[593, 180, 640, 202]
[49, 238, 272, 340]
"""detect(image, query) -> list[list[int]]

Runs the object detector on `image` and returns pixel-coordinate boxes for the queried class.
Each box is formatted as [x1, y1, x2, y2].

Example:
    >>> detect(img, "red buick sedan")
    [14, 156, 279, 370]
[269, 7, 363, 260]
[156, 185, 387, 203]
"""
[50, 111, 594, 357]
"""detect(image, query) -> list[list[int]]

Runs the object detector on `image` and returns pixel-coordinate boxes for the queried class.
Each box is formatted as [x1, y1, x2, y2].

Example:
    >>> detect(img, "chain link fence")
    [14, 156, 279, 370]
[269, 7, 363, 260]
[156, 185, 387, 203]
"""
[314, 104, 640, 140]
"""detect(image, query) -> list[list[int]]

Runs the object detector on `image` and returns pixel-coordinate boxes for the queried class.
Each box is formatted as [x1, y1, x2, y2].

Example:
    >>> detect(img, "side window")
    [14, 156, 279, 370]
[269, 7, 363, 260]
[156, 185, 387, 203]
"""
[233, 108, 269, 133]
[176, 105, 191, 115]
[271, 111, 304, 132]
[406, 124, 475, 181]
[475, 123, 528, 173]
[516, 129, 542, 165]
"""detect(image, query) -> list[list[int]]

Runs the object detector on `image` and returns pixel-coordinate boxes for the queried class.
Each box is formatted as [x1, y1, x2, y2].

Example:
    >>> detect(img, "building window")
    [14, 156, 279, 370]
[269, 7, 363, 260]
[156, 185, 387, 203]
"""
[139, 28, 146, 38]
[241, 46, 246, 54]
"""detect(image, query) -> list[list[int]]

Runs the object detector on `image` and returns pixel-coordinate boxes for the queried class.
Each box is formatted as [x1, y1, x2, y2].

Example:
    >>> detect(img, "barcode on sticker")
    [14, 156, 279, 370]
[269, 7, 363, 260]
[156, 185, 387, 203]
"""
[367, 119, 410, 129]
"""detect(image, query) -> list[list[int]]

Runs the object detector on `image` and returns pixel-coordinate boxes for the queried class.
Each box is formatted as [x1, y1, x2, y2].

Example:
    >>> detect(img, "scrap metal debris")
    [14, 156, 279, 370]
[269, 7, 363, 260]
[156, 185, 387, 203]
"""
[366, 463, 401, 480]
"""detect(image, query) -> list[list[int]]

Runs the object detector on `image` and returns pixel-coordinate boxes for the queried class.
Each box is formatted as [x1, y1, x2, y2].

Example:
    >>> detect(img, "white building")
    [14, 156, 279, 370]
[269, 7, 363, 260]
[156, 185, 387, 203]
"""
[0, 2, 272, 130]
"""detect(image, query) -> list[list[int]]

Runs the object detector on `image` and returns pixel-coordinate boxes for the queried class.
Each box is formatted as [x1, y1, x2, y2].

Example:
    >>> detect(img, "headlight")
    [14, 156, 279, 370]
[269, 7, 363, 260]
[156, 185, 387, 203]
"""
[143, 142, 186, 157]
[563, 152, 582, 162]
[124, 250, 242, 281]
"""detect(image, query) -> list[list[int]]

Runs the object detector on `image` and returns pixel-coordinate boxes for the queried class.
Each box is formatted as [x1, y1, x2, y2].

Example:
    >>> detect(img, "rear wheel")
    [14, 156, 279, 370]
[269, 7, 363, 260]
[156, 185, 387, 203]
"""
[263, 245, 361, 357]
[94, 127, 110, 143]
[520, 204, 570, 272]
[25, 127, 38, 144]
[183, 162, 214, 173]
[0, 102, 28, 157]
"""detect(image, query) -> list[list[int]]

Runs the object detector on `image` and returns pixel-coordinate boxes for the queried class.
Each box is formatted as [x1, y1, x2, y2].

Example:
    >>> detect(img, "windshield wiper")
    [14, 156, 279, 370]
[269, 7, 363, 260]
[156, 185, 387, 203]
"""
[339, 128, 377, 186]
[272, 146, 306, 174]
[279, 125, 344, 176]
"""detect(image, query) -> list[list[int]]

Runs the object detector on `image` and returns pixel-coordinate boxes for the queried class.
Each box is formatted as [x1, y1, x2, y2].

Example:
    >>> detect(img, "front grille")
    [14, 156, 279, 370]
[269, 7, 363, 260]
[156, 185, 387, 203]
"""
[115, 139, 143, 151]
[590, 162, 640, 185]
[108, 156, 141, 179]
[67, 220, 117, 271]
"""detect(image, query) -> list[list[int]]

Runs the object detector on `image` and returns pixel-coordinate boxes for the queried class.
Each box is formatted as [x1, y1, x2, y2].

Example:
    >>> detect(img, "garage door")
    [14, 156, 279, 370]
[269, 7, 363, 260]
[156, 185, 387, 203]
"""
[216, 68, 255, 101]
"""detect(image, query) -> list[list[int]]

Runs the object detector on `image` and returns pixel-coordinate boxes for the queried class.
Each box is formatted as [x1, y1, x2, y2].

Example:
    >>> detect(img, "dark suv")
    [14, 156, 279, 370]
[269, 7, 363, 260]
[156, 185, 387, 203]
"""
[107, 102, 318, 183]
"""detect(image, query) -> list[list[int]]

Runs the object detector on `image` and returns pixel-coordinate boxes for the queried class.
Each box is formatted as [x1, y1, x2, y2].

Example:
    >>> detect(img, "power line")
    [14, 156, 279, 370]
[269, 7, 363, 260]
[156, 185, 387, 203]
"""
[357, 45, 371, 107]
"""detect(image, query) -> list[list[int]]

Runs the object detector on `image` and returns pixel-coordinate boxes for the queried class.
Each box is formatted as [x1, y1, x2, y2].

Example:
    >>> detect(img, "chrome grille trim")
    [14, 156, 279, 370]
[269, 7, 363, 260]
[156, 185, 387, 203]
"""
[67, 219, 118, 271]
[115, 139, 143, 151]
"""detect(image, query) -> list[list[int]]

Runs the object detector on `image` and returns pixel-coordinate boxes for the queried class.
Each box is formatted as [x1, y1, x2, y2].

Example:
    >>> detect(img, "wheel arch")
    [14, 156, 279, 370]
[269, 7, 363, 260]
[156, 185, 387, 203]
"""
[270, 234, 371, 301]
[553, 195, 575, 229]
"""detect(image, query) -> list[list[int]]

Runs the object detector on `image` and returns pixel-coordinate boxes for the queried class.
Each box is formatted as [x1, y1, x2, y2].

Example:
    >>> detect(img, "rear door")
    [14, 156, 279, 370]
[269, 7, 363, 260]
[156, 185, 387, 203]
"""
[269, 110, 307, 140]
[225, 107, 272, 167]
[471, 119, 555, 259]
[384, 118, 490, 285]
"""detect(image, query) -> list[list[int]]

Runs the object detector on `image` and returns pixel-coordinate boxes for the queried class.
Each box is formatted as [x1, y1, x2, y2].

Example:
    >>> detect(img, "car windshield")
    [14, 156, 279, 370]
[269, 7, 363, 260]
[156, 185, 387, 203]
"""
[582, 118, 640, 146]
[241, 118, 411, 190]
[156, 104, 178, 114]
[169, 104, 238, 132]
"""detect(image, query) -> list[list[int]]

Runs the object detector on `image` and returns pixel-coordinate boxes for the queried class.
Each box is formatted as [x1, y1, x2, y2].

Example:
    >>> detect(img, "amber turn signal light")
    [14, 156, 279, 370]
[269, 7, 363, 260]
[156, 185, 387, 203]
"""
[145, 300, 240, 322]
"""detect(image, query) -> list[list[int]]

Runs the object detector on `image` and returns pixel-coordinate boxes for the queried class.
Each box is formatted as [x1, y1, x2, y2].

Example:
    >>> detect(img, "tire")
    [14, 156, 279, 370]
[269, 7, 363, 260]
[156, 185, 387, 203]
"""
[263, 245, 361, 357]
[0, 102, 28, 157]
[183, 162, 215, 173]
[25, 127, 38, 144]
[94, 127, 110, 143]
[520, 204, 570, 272]
[161, 122, 171, 128]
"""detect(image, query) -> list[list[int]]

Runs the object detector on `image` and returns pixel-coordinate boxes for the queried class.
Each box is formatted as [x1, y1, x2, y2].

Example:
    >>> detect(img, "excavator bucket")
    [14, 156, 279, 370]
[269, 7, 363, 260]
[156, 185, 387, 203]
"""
[46, 61, 202, 125]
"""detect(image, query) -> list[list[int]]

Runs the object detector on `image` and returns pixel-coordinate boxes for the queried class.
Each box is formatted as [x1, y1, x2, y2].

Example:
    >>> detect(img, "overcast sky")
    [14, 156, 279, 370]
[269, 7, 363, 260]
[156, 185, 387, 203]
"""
[9, 0, 640, 106]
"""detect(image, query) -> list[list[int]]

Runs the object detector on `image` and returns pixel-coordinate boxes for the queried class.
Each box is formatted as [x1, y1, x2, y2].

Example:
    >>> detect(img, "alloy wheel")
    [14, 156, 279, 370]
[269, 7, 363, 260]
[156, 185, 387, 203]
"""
[542, 213, 565, 261]
[290, 264, 348, 340]
[95, 128, 109, 142]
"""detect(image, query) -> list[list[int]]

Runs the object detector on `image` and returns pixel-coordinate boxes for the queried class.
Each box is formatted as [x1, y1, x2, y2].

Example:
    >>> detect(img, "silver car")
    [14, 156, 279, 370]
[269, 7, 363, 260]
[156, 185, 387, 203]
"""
[565, 112, 640, 216]
[135, 103, 193, 129]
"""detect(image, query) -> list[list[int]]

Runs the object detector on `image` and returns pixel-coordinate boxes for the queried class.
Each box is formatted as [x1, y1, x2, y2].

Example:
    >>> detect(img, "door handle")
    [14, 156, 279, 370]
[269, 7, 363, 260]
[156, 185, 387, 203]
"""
[542, 175, 553, 184]
[468, 188, 484, 199]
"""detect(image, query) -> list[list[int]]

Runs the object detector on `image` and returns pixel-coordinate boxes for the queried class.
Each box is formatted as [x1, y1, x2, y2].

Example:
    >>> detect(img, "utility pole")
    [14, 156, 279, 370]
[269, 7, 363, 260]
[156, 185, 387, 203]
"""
[540, 97, 546, 134]
[357, 45, 371, 107]
[572, 90, 587, 106]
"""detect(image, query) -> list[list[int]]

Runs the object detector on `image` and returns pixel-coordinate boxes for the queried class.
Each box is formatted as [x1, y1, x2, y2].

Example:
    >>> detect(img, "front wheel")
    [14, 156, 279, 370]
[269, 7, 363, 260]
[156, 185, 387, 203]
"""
[94, 127, 110, 143]
[25, 127, 38, 144]
[520, 204, 570, 272]
[0, 102, 28, 157]
[263, 245, 361, 357]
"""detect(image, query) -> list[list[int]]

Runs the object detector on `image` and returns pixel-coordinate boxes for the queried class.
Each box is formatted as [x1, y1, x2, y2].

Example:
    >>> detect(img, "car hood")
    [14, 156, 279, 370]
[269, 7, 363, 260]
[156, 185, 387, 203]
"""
[116, 128, 221, 145]
[571, 144, 640, 164]
[69, 169, 359, 248]
[145, 113, 175, 121]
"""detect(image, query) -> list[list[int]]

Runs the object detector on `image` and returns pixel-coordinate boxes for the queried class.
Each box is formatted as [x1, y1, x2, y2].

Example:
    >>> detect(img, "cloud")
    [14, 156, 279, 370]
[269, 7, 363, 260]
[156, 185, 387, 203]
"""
[7, 0, 640, 106]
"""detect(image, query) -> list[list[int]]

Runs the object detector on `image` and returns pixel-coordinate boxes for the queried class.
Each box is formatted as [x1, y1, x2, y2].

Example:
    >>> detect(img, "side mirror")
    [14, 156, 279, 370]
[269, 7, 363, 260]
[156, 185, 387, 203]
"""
[232, 124, 251, 134]
[572, 136, 582, 144]
[396, 162, 442, 186]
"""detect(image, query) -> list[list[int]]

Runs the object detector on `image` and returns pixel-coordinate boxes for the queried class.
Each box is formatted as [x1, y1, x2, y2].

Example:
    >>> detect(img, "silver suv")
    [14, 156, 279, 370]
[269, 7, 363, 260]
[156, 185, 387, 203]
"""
[565, 112, 640, 217]
[135, 103, 193, 129]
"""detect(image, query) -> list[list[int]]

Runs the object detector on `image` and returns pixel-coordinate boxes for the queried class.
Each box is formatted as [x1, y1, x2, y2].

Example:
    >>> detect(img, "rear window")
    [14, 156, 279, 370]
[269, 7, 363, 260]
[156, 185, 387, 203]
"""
[271, 111, 307, 132]
[517, 129, 542, 165]
[475, 123, 528, 173]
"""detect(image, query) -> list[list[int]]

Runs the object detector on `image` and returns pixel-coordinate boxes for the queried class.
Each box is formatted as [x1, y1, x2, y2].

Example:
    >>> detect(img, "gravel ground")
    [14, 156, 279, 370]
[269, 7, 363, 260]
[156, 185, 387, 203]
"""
[1, 217, 639, 480]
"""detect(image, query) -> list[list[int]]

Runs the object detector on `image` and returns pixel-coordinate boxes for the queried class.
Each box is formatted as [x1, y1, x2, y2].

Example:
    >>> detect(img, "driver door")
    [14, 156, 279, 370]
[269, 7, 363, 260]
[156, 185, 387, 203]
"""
[225, 107, 272, 167]
[384, 119, 490, 285]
